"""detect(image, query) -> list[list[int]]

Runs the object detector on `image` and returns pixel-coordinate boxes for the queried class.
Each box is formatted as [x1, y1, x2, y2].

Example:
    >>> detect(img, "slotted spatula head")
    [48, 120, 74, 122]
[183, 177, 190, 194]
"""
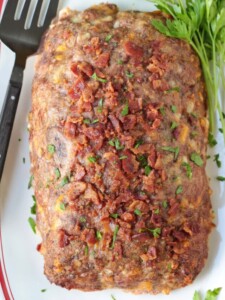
[0, 0, 59, 67]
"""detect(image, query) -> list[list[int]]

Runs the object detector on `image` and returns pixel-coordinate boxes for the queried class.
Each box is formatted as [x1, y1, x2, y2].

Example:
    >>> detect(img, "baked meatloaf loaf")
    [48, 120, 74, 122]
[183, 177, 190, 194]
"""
[29, 3, 213, 294]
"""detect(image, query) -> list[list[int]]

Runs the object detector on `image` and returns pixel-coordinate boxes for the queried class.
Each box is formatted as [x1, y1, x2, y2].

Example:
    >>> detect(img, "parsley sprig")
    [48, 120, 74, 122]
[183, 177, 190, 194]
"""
[149, 0, 225, 143]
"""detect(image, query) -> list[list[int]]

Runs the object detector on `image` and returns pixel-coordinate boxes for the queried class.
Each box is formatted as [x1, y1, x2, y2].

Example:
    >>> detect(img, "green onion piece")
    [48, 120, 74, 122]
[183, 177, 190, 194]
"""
[110, 225, 119, 249]
[166, 87, 180, 93]
[55, 168, 61, 179]
[190, 152, 204, 167]
[125, 71, 134, 78]
[214, 154, 222, 168]
[159, 107, 165, 116]
[121, 103, 129, 116]
[84, 245, 89, 255]
[117, 59, 123, 65]
[88, 156, 98, 163]
[171, 105, 177, 113]
[28, 217, 36, 233]
[182, 162, 192, 179]
[60, 176, 69, 187]
[134, 139, 144, 148]
[28, 175, 34, 189]
[161, 146, 180, 160]
[154, 208, 160, 214]
[162, 200, 168, 209]
[41, 289, 47, 293]
[216, 176, 225, 181]
[30, 195, 36, 215]
[110, 213, 118, 219]
[59, 202, 66, 211]
[105, 34, 113, 42]
[176, 185, 183, 195]
[96, 230, 103, 240]
[79, 216, 86, 223]
[137, 154, 148, 168]
[144, 165, 152, 176]
[83, 118, 91, 124]
[91, 73, 107, 83]
[47, 144, 55, 154]
[171, 121, 178, 130]
[134, 209, 142, 216]
[119, 155, 128, 160]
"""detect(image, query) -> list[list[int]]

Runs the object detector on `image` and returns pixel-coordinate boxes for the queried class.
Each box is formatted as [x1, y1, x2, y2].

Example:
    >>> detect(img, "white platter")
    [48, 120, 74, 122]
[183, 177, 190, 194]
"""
[0, 0, 225, 299]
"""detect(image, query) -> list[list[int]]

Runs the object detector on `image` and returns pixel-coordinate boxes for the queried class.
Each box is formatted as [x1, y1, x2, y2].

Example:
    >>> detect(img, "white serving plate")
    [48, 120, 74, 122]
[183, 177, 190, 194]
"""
[0, 1, 225, 299]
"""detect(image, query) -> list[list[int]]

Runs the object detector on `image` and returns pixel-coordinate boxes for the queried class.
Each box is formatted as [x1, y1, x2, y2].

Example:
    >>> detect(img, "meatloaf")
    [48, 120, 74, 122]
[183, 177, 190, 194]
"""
[29, 3, 213, 294]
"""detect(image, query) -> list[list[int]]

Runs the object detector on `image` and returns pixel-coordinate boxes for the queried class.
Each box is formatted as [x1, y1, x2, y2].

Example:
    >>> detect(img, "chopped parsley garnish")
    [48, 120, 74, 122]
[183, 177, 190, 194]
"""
[110, 225, 119, 249]
[125, 71, 134, 78]
[88, 156, 98, 163]
[92, 119, 99, 124]
[97, 98, 104, 113]
[149, 227, 161, 238]
[154, 208, 160, 214]
[171, 121, 178, 130]
[60, 176, 69, 187]
[83, 118, 91, 124]
[121, 103, 129, 116]
[162, 200, 168, 209]
[110, 213, 118, 219]
[30, 195, 36, 215]
[161, 146, 179, 160]
[176, 185, 183, 195]
[119, 155, 128, 160]
[47, 144, 55, 154]
[59, 202, 66, 211]
[137, 154, 148, 168]
[91, 73, 107, 83]
[159, 107, 166, 116]
[55, 168, 61, 179]
[134, 139, 144, 148]
[208, 132, 217, 147]
[193, 287, 222, 300]
[182, 162, 192, 179]
[41, 289, 46, 293]
[134, 209, 142, 216]
[144, 165, 152, 176]
[191, 131, 198, 138]
[165, 87, 180, 93]
[84, 245, 89, 256]
[190, 152, 204, 167]
[28, 175, 34, 189]
[171, 105, 177, 113]
[216, 176, 225, 181]
[219, 128, 223, 133]
[80, 216, 86, 223]
[167, 263, 172, 271]
[105, 34, 113, 42]
[96, 230, 103, 240]
[117, 59, 123, 65]
[214, 154, 222, 168]
[28, 217, 36, 234]
[108, 138, 124, 150]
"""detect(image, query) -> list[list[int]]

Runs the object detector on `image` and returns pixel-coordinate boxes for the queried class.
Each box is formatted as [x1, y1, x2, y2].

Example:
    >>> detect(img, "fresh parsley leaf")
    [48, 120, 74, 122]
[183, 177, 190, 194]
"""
[134, 209, 142, 216]
[121, 103, 129, 116]
[47, 144, 55, 154]
[125, 71, 134, 78]
[171, 121, 178, 130]
[110, 213, 118, 219]
[105, 34, 112, 42]
[134, 139, 144, 148]
[216, 176, 225, 181]
[110, 225, 120, 249]
[91, 73, 107, 83]
[149, 227, 161, 238]
[28, 217, 36, 233]
[59, 202, 66, 211]
[96, 230, 103, 240]
[84, 245, 89, 255]
[176, 185, 183, 195]
[28, 175, 34, 189]
[145, 165, 152, 176]
[55, 168, 61, 179]
[190, 152, 204, 167]
[80, 216, 86, 223]
[214, 154, 222, 168]
[182, 162, 192, 179]
[205, 287, 222, 300]
[208, 132, 217, 147]
[30, 195, 36, 215]
[60, 176, 69, 187]
[161, 146, 180, 160]
[171, 105, 177, 113]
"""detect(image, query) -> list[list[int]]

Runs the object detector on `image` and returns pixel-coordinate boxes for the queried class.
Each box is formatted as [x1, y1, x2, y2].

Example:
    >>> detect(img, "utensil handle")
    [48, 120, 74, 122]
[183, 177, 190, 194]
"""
[0, 65, 23, 181]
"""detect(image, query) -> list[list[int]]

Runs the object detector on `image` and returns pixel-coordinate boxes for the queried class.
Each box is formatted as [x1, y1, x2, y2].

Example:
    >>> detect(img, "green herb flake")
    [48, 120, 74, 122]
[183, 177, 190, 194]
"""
[119, 155, 128, 160]
[219, 128, 223, 133]
[167, 263, 172, 271]
[59, 202, 66, 211]
[28, 217, 36, 234]
[171, 105, 177, 113]
[191, 112, 198, 118]
[80, 216, 86, 223]
[23, 157, 25, 164]
[182, 162, 192, 179]
[193, 291, 201, 300]
[97, 98, 104, 113]
[137, 154, 148, 168]
[92, 119, 99, 124]
[144, 165, 152, 176]
[55, 168, 61, 179]
[205, 287, 222, 300]
[28, 175, 34, 189]
[159, 107, 165, 116]
[154, 208, 160, 214]
[47, 144, 56, 154]
[105, 34, 113, 42]
[111, 295, 117, 300]
[208, 132, 217, 147]
[88, 156, 98, 163]
[207, 155, 211, 159]
[91, 73, 107, 83]
[161, 146, 179, 160]
[216, 176, 225, 181]
[18, 138, 21, 142]
[149, 227, 161, 238]
[41, 289, 47, 293]
[96, 230, 103, 240]
[176, 185, 183, 195]
[117, 59, 123, 65]
[162, 200, 168, 209]
[214, 154, 222, 168]
[134, 139, 144, 148]
[125, 71, 134, 78]
[191, 131, 198, 138]
[84, 245, 89, 256]
[165, 87, 180, 93]
[190, 152, 204, 167]
[110, 225, 120, 249]
[114, 138, 124, 150]
[134, 209, 142, 216]
[83, 118, 91, 124]
[30, 195, 36, 215]
[110, 213, 118, 219]
[170, 121, 178, 130]
[60, 176, 69, 187]
[121, 103, 129, 116]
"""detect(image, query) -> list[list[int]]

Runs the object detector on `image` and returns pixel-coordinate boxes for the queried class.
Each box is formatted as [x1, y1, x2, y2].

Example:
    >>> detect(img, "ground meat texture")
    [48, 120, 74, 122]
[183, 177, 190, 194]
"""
[29, 4, 213, 295]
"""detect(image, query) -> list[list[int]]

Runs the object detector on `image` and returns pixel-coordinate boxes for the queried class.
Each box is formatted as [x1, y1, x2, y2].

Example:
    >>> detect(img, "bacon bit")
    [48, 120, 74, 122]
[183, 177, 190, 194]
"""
[94, 52, 110, 68]
[82, 87, 95, 103]
[79, 61, 93, 77]
[173, 127, 180, 140]
[58, 229, 70, 248]
[183, 222, 200, 236]
[73, 164, 86, 181]
[123, 41, 144, 59]
[118, 219, 131, 229]
[148, 146, 157, 168]
[159, 169, 167, 181]
[146, 104, 159, 121]
[147, 55, 167, 77]
[113, 242, 123, 258]
[83, 37, 101, 54]
[128, 94, 142, 113]
[162, 227, 173, 237]
[121, 114, 137, 130]
[81, 228, 97, 245]
[71, 63, 79, 76]
[64, 121, 77, 138]
[83, 184, 100, 205]
[151, 118, 161, 129]
[108, 114, 121, 133]
[104, 82, 119, 109]
[121, 212, 134, 222]
[82, 102, 92, 112]
[132, 232, 150, 242]
[147, 246, 157, 260]
[120, 135, 135, 149]
[36, 243, 42, 252]
[173, 230, 187, 242]
[121, 150, 139, 174]
[151, 79, 169, 91]
[142, 170, 156, 193]
[168, 199, 179, 216]
[154, 154, 163, 170]
[68, 77, 86, 100]
[83, 127, 102, 139]
[135, 219, 146, 231]
[69, 182, 87, 200]
[150, 213, 162, 226]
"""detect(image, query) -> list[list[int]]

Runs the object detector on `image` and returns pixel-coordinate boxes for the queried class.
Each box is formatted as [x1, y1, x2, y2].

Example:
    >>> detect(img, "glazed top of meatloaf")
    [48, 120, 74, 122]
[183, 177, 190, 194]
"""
[29, 3, 213, 294]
